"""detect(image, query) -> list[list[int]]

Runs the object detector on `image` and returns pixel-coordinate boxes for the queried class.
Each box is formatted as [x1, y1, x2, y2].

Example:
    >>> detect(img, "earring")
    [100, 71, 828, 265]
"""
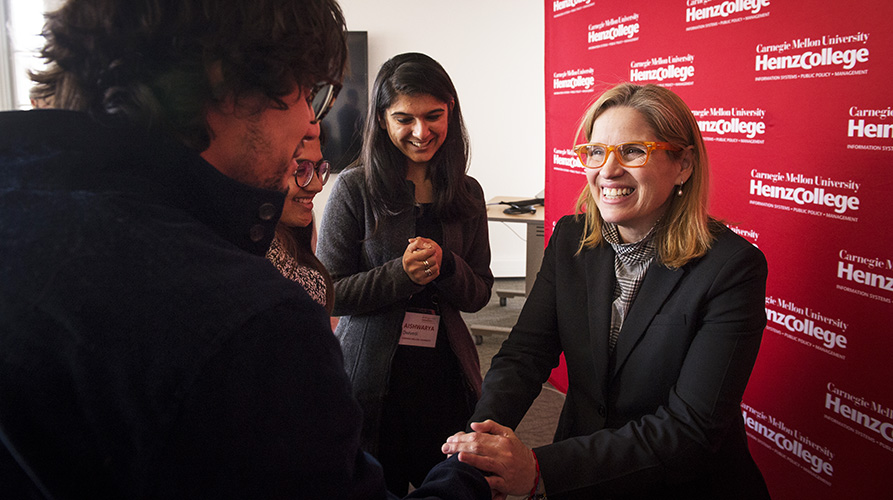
[676, 184, 683, 197]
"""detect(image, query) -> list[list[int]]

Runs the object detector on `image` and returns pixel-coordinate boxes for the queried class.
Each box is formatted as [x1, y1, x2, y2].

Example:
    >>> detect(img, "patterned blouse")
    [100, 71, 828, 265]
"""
[266, 236, 327, 309]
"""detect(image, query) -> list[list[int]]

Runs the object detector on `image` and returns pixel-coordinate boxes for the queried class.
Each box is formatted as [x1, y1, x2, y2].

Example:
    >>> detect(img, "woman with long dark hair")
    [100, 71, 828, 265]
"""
[318, 52, 493, 495]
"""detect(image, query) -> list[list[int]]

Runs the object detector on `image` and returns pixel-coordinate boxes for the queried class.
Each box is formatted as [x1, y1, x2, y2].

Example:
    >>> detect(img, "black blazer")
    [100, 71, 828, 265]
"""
[471, 215, 771, 499]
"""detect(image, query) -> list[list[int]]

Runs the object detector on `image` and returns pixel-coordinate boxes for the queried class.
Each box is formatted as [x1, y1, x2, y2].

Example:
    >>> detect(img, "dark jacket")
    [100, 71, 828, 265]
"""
[318, 166, 493, 453]
[471, 215, 771, 500]
[0, 110, 487, 500]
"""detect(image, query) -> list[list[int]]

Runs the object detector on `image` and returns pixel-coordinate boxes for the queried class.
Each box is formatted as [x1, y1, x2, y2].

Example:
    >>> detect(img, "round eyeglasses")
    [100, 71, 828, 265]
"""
[307, 81, 342, 124]
[572, 141, 681, 169]
[294, 159, 330, 188]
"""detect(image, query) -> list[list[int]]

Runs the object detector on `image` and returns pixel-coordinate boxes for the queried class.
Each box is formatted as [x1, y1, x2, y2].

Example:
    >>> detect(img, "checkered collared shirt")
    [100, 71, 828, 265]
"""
[603, 223, 658, 353]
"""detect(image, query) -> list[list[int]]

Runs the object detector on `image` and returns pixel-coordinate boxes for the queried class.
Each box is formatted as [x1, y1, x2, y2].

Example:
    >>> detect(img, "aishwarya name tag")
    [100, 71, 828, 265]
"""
[399, 311, 440, 348]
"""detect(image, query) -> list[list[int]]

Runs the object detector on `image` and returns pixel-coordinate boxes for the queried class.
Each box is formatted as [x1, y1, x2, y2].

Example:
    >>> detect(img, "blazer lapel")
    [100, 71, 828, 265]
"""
[611, 262, 685, 378]
[585, 245, 616, 393]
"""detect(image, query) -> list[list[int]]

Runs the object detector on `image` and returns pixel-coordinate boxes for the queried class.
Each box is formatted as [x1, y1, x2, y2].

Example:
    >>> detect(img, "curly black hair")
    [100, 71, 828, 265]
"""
[32, 0, 347, 151]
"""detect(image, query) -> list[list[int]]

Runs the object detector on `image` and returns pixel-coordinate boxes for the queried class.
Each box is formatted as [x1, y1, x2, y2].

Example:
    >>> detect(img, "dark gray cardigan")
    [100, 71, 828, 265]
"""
[318, 166, 494, 452]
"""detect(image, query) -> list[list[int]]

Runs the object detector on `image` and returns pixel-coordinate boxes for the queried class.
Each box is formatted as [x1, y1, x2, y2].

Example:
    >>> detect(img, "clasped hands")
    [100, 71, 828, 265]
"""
[403, 237, 441, 285]
[441, 420, 538, 500]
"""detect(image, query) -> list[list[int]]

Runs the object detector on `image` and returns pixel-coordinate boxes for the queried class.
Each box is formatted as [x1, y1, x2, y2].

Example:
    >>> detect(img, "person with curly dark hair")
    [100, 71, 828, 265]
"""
[0, 1, 488, 499]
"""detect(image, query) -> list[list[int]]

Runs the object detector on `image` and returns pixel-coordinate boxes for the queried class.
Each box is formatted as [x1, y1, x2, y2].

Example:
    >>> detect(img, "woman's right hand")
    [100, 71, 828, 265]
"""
[402, 237, 441, 285]
[441, 420, 537, 499]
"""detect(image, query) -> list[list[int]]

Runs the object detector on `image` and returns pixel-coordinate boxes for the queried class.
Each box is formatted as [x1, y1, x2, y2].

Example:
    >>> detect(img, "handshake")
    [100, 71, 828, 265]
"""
[441, 420, 541, 500]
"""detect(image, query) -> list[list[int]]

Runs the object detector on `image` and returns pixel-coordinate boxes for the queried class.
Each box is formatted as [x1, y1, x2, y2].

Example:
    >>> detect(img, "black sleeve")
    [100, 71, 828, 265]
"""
[468, 216, 568, 430]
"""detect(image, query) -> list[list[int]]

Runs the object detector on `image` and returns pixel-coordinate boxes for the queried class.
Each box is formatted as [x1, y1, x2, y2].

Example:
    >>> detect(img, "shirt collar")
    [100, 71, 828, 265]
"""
[602, 222, 658, 267]
[176, 147, 285, 256]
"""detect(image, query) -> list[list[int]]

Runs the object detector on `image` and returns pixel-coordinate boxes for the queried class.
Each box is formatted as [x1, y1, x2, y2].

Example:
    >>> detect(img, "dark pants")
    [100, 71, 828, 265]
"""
[377, 335, 474, 496]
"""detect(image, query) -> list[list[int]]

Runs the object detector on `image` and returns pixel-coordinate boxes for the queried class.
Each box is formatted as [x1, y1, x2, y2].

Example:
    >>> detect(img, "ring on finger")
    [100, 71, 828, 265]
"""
[425, 268, 433, 277]
[423, 260, 430, 269]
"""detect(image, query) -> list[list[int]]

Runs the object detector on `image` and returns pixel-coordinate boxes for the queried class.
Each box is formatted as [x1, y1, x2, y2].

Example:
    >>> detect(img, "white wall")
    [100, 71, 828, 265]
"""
[2, 0, 65, 110]
[0, 1, 14, 110]
[323, 0, 545, 277]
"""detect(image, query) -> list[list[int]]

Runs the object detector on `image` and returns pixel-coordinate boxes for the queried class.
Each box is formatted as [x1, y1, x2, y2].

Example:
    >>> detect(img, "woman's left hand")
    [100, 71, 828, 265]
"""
[441, 419, 537, 497]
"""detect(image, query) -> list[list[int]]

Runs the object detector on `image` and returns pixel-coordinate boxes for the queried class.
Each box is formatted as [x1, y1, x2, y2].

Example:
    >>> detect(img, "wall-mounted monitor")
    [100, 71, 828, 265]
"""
[321, 31, 368, 173]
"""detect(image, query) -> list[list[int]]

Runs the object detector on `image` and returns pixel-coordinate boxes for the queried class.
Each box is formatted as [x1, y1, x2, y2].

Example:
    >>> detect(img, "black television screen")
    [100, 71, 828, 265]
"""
[321, 31, 368, 173]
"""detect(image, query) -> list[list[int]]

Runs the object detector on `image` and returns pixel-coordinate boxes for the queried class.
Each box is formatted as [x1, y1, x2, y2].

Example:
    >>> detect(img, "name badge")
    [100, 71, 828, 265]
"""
[399, 310, 440, 348]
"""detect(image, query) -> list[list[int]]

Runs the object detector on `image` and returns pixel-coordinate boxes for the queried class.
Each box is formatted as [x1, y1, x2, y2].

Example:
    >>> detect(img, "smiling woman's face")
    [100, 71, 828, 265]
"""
[381, 93, 450, 169]
[279, 135, 323, 228]
[586, 106, 691, 243]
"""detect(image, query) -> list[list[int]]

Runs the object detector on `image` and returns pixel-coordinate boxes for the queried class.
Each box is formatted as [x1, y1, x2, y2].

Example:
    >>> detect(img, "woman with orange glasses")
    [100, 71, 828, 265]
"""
[443, 83, 770, 500]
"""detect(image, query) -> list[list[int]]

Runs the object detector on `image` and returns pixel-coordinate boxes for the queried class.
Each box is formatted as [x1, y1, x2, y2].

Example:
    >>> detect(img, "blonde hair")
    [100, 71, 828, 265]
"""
[573, 83, 717, 268]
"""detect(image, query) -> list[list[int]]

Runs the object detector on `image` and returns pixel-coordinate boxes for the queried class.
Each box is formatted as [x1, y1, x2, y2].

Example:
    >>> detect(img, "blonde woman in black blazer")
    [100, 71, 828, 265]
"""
[443, 83, 771, 500]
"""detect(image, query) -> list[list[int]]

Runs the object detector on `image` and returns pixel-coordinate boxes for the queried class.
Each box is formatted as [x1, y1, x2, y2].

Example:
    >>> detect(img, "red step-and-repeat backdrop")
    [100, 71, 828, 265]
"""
[543, 1, 892, 498]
